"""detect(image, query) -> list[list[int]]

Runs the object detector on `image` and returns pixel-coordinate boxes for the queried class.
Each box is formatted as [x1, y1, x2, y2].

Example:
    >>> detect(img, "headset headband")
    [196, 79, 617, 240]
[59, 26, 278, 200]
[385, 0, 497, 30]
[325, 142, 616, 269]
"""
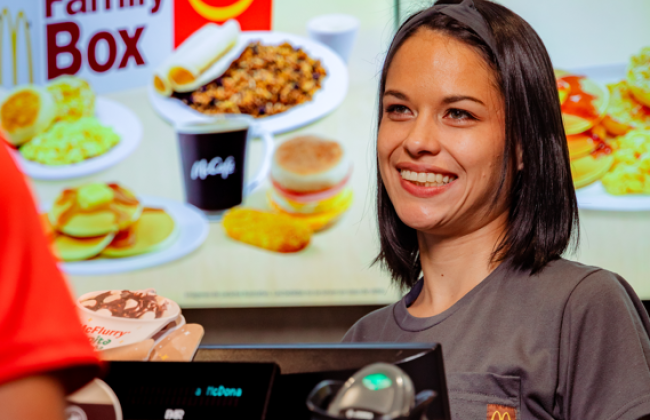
[410, 0, 498, 56]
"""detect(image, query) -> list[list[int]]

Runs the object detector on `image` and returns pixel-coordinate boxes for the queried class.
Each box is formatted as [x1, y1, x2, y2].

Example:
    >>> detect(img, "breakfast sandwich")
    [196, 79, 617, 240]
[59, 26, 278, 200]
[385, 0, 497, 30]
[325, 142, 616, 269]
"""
[0, 85, 56, 146]
[47, 75, 95, 123]
[268, 135, 353, 231]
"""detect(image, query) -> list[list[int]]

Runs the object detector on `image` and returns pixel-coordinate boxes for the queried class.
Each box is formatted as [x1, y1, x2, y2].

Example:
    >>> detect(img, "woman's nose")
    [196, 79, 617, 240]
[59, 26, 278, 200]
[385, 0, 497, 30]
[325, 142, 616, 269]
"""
[403, 114, 442, 158]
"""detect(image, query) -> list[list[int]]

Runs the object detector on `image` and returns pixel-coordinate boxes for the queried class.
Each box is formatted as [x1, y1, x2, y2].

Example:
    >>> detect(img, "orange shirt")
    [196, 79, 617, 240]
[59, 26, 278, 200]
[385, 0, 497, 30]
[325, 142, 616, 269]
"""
[0, 144, 100, 392]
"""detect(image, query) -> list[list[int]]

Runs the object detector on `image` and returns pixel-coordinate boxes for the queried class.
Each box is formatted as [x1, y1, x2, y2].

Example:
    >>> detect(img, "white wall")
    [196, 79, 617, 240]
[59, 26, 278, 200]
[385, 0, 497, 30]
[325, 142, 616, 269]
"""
[494, 0, 650, 68]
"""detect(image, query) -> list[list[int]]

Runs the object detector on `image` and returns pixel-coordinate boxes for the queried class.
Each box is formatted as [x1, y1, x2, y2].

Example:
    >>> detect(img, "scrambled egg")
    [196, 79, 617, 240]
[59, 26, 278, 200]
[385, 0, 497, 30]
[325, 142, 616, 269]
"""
[601, 130, 650, 194]
[627, 47, 650, 107]
[20, 117, 120, 165]
[605, 81, 650, 132]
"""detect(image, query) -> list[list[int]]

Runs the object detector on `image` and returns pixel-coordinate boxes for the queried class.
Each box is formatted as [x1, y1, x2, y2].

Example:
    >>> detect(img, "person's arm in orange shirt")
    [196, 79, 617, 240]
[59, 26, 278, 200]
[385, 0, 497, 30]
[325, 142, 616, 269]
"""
[0, 375, 66, 420]
[0, 144, 101, 418]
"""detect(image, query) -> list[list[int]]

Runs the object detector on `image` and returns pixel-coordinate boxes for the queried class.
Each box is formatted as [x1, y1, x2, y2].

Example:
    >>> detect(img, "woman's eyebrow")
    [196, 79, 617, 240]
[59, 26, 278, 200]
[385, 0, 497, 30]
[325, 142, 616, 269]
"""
[384, 90, 408, 101]
[442, 95, 485, 106]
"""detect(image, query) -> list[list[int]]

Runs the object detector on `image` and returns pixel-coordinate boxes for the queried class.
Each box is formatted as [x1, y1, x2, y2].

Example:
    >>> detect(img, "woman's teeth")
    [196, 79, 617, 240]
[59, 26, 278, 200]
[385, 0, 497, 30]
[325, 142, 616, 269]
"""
[400, 170, 456, 187]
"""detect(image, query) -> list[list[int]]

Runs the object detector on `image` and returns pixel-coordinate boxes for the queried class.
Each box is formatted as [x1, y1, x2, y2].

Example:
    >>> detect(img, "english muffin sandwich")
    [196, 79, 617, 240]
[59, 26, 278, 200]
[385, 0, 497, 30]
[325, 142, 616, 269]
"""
[268, 135, 353, 231]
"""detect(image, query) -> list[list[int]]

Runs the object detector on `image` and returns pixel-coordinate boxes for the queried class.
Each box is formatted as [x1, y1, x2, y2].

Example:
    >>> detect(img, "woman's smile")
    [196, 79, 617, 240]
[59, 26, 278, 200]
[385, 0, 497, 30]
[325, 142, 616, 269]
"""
[396, 164, 458, 198]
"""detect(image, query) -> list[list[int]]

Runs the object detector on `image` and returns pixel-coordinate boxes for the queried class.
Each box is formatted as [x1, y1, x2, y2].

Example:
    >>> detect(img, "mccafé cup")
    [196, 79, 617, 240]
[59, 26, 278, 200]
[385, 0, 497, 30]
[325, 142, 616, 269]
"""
[77, 290, 180, 351]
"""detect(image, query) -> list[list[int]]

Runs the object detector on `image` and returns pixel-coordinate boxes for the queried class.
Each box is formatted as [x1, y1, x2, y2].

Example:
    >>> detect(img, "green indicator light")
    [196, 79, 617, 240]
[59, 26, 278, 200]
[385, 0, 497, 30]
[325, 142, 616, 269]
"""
[362, 373, 392, 391]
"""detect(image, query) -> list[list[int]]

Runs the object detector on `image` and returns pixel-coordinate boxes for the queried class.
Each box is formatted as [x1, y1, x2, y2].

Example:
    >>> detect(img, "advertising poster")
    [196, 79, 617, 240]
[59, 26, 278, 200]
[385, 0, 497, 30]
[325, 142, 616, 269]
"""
[2, 0, 650, 310]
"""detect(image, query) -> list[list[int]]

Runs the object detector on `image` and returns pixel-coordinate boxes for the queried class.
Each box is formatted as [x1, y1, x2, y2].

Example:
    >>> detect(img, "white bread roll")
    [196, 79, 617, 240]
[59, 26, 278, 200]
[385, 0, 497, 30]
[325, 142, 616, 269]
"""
[271, 135, 351, 192]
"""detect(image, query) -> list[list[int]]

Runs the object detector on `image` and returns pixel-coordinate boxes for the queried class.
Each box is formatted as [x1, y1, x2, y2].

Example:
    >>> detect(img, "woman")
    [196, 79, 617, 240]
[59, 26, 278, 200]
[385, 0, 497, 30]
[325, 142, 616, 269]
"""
[343, 0, 650, 418]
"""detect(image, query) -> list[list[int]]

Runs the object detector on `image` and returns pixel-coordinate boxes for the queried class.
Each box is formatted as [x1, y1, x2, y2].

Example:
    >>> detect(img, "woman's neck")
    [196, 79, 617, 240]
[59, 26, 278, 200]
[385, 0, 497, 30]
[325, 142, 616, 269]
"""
[408, 212, 509, 318]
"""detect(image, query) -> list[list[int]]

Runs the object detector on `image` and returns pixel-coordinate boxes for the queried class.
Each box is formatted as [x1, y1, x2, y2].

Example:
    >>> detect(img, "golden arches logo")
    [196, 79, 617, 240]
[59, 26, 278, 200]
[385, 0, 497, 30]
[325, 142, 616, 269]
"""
[490, 411, 512, 420]
[0, 8, 33, 85]
[187, 0, 254, 21]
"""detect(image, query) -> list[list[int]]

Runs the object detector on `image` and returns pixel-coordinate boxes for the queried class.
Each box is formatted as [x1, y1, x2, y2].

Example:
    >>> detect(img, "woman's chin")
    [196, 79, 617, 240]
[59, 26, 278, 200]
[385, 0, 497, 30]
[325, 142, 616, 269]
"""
[394, 206, 447, 232]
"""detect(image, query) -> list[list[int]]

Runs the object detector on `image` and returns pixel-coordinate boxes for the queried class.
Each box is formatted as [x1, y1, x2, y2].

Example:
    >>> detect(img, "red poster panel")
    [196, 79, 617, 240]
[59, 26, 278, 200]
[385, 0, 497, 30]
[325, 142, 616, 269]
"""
[174, 0, 273, 47]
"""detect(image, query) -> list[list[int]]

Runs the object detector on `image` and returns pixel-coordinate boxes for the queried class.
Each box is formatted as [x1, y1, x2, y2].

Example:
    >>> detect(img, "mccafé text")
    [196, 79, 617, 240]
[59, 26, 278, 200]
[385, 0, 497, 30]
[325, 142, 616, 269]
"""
[44, 0, 162, 79]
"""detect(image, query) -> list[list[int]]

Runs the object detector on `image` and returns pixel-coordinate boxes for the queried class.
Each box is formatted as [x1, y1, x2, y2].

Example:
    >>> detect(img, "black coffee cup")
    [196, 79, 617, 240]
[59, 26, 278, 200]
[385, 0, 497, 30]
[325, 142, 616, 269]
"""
[176, 117, 274, 218]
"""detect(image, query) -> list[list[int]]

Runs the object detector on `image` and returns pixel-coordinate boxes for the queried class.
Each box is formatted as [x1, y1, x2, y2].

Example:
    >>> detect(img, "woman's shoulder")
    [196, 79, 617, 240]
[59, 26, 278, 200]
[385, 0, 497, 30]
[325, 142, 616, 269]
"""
[342, 304, 398, 342]
[523, 258, 643, 315]
[519, 258, 627, 294]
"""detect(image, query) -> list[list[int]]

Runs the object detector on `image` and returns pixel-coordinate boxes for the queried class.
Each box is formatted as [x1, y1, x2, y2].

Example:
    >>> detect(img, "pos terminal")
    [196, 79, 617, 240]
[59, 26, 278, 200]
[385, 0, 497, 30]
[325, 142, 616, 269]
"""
[75, 343, 449, 420]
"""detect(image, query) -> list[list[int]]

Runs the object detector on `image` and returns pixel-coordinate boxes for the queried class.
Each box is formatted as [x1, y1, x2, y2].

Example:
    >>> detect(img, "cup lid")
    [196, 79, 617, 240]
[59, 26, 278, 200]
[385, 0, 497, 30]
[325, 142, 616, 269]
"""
[175, 115, 253, 135]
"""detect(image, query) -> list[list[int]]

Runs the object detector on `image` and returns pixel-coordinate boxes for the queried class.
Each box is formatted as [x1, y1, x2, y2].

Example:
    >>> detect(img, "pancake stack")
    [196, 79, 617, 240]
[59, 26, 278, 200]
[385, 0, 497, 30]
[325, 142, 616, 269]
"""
[556, 71, 615, 189]
[46, 183, 177, 261]
[268, 135, 353, 231]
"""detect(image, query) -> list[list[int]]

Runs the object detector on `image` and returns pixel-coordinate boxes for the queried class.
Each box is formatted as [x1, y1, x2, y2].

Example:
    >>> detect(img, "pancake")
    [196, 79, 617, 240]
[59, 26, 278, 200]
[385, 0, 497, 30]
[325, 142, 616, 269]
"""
[49, 183, 142, 238]
[571, 153, 615, 189]
[54, 232, 116, 261]
[558, 74, 609, 135]
[271, 135, 351, 193]
[567, 133, 596, 159]
[101, 208, 177, 258]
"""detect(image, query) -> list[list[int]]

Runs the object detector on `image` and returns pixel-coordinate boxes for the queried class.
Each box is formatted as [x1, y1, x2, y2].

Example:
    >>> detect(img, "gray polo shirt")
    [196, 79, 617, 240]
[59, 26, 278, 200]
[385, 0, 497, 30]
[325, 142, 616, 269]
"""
[343, 259, 650, 420]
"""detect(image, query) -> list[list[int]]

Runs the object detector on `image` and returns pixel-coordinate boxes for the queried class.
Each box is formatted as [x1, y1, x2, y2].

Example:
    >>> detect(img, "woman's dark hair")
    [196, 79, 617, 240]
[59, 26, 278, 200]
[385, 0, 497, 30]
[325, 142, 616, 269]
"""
[375, 0, 579, 290]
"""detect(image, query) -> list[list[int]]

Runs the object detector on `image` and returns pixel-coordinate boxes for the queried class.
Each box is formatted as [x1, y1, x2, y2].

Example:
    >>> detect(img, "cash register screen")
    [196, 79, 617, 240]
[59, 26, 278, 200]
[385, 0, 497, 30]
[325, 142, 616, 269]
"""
[103, 361, 278, 420]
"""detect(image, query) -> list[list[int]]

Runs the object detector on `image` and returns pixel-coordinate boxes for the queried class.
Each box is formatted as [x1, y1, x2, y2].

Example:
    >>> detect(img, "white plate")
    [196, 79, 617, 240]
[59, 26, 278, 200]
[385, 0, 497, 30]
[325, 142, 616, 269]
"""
[576, 182, 650, 211]
[568, 63, 650, 211]
[57, 196, 209, 275]
[148, 31, 349, 134]
[15, 97, 142, 180]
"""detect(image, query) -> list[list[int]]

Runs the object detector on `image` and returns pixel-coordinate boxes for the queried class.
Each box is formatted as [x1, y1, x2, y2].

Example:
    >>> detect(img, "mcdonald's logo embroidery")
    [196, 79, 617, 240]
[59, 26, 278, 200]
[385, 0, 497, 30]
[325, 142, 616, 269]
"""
[487, 403, 516, 420]
[0, 8, 34, 86]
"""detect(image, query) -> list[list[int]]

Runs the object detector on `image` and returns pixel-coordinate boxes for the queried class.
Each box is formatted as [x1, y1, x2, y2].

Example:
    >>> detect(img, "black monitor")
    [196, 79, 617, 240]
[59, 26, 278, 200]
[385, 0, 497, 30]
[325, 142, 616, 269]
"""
[194, 343, 451, 420]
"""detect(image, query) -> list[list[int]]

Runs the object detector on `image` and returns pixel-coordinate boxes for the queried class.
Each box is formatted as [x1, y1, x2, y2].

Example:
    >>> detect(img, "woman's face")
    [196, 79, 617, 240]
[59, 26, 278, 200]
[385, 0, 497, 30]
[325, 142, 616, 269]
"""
[378, 28, 508, 237]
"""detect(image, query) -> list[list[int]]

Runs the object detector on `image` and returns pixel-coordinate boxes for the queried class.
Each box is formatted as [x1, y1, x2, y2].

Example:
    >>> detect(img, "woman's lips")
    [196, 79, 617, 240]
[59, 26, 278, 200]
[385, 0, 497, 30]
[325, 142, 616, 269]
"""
[398, 168, 457, 198]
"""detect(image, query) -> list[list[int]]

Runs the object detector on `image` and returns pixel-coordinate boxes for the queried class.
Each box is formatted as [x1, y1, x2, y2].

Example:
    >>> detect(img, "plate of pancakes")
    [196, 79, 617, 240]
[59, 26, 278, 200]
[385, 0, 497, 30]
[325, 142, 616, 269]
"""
[43, 183, 209, 275]
[148, 30, 348, 135]
[559, 60, 650, 210]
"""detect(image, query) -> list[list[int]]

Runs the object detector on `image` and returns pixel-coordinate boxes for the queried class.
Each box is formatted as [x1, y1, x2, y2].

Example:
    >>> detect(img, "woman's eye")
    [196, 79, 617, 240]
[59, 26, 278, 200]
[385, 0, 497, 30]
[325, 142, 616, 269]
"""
[385, 104, 410, 115]
[446, 109, 475, 120]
